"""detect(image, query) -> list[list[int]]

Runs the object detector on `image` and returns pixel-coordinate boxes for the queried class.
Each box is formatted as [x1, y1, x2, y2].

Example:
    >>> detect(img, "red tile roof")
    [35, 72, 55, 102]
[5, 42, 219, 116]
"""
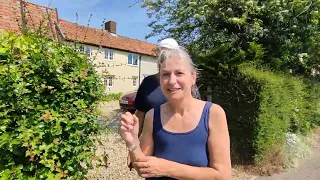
[58, 20, 156, 56]
[0, 0, 22, 33]
[0, 0, 58, 39]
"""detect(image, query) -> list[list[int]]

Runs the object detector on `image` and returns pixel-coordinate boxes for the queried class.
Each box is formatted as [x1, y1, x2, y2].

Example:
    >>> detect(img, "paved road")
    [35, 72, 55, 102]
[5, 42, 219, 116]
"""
[256, 134, 320, 180]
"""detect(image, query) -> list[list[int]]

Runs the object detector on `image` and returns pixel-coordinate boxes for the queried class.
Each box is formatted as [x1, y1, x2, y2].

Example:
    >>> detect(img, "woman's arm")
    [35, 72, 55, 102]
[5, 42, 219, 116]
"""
[135, 110, 145, 136]
[160, 104, 231, 180]
[127, 109, 146, 169]
[128, 109, 154, 162]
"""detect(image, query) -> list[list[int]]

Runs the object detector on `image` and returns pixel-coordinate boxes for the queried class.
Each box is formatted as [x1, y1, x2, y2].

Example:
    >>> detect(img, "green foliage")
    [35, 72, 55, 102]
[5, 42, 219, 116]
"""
[0, 30, 105, 179]
[140, 0, 320, 76]
[102, 93, 123, 102]
[202, 63, 318, 164]
[201, 66, 261, 162]
[240, 64, 306, 163]
[304, 79, 320, 127]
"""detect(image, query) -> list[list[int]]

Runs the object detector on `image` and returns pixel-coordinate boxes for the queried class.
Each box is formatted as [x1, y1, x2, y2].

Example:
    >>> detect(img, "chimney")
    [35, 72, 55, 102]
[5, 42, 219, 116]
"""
[105, 21, 116, 34]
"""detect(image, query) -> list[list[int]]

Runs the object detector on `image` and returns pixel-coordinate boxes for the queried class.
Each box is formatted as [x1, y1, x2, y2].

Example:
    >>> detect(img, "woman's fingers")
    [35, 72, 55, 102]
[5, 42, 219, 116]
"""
[139, 168, 150, 174]
[133, 114, 139, 126]
[120, 113, 134, 125]
[120, 120, 134, 130]
[135, 167, 151, 178]
[120, 125, 129, 132]
[120, 112, 137, 132]
[125, 111, 134, 121]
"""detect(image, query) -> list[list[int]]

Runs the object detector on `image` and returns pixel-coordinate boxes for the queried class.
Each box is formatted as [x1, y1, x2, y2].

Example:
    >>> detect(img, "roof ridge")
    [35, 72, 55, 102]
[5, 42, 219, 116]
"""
[57, 18, 156, 56]
[58, 19, 104, 32]
[59, 19, 156, 46]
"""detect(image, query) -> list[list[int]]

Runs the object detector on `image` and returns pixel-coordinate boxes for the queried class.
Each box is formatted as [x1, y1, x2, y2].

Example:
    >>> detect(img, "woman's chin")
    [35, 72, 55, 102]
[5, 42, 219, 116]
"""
[165, 93, 184, 102]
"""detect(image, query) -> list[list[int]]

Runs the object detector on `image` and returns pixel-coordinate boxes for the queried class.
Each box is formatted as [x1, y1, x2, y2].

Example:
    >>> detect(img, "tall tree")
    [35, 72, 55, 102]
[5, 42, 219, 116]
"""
[140, 0, 320, 75]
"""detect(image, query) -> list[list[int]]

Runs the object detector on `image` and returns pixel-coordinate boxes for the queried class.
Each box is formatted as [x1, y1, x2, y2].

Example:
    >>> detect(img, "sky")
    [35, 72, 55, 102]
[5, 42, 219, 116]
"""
[26, 0, 161, 44]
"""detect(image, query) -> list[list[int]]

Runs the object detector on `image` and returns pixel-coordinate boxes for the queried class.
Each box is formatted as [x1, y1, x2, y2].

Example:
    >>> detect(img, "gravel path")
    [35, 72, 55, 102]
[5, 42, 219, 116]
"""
[86, 101, 142, 180]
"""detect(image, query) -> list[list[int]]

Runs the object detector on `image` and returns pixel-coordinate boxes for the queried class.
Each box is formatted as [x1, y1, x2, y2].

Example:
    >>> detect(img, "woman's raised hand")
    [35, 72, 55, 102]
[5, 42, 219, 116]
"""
[119, 112, 139, 147]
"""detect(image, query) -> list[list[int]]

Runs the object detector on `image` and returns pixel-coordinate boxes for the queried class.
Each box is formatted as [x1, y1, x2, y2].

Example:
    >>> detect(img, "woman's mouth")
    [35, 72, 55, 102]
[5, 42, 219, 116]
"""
[168, 88, 181, 92]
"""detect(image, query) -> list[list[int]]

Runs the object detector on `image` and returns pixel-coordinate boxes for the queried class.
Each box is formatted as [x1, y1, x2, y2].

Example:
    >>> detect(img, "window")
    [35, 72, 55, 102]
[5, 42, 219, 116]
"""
[85, 46, 91, 57]
[78, 45, 91, 57]
[128, 54, 139, 66]
[104, 49, 114, 60]
[104, 76, 114, 87]
[132, 76, 138, 87]
[78, 45, 85, 53]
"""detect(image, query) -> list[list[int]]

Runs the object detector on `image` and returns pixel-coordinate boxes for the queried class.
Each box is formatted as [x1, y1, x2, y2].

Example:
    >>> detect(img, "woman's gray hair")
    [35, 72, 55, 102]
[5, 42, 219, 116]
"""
[157, 46, 198, 74]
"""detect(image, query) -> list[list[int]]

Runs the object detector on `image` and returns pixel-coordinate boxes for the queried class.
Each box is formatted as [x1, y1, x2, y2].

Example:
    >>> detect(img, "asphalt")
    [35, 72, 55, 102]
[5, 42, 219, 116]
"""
[255, 134, 320, 180]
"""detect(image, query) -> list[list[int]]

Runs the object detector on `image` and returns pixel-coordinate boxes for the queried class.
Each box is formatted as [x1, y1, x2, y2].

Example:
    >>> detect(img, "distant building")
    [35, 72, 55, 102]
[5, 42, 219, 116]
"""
[0, 0, 159, 93]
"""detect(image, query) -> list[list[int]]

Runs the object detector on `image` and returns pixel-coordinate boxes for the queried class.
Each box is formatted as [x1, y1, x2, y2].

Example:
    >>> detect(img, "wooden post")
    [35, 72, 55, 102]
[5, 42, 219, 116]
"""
[207, 86, 212, 102]
[20, 0, 26, 32]
[46, 8, 56, 41]
[54, 8, 61, 42]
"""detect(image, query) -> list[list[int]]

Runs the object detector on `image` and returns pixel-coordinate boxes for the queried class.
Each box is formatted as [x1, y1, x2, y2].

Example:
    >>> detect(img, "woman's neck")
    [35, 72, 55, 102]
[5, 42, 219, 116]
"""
[167, 96, 195, 115]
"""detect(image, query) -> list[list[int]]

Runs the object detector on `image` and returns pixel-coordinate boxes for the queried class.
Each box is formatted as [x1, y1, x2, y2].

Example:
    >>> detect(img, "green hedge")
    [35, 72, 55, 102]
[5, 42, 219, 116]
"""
[102, 93, 123, 102]
[201, 63, 319, 164]
[0, 31, 105, 179]
[240, 65, 307, 163]
[304, 79, 320, 128]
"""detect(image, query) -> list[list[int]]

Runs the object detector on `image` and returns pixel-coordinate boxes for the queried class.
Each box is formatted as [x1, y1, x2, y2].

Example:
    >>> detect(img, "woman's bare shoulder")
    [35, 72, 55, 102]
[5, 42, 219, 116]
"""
[210, 103, 226, 114]
[209, 103, 227, 124]
[145, 108, 155, 122]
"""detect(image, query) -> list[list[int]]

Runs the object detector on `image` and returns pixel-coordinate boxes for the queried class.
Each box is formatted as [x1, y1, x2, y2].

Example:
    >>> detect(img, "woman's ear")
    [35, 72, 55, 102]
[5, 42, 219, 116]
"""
[191, 70, 196, 85]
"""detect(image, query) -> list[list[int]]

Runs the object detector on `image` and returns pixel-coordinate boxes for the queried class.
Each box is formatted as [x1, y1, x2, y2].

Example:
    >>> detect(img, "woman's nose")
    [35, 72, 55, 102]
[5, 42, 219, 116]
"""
[168, 74, 177, 85]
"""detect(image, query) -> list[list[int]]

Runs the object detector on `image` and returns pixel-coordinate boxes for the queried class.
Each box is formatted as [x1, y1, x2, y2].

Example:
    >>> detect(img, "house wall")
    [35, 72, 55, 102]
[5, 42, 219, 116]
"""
[78, 44, 157, 94]
[140, 55, 158, 83]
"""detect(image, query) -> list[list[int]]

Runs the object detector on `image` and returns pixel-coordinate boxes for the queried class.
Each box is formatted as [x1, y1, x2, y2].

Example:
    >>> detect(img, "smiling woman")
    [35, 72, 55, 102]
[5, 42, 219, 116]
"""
[119, 47, 231, 180]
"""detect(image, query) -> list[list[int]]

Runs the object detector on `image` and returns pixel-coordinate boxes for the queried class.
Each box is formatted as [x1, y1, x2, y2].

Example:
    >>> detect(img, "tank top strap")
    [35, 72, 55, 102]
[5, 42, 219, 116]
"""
[202, 101, 213, 133]
[153, 106, 162, 133]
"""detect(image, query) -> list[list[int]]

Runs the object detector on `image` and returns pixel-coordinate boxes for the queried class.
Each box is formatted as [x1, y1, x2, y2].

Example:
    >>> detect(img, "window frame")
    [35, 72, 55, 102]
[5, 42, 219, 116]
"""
[85, 46, 91, 57]
[132, 76, 138, 87]
[104, 76, 114, 87]
[79, 45, 85, 54]
[104, 49, 114, 61]
[127, 54, 139, 66]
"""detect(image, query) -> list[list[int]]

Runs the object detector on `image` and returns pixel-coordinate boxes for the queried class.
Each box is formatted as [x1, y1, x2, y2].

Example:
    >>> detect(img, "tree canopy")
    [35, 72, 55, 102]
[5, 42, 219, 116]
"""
[140, 0, 320, 76]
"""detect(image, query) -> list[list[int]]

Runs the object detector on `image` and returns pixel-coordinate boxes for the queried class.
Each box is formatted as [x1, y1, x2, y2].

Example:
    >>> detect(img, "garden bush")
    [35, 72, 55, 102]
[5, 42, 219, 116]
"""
[240, 64, 307, 164]
[304, 79, 320, 128]
[200, 63, 314, 165]
[102, 93, 123, 102]
[0, 30, 105, 179]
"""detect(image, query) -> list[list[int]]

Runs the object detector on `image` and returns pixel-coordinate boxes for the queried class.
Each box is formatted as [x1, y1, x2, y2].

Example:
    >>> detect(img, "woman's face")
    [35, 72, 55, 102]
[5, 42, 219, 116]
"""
[159, 54, 196, 102]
